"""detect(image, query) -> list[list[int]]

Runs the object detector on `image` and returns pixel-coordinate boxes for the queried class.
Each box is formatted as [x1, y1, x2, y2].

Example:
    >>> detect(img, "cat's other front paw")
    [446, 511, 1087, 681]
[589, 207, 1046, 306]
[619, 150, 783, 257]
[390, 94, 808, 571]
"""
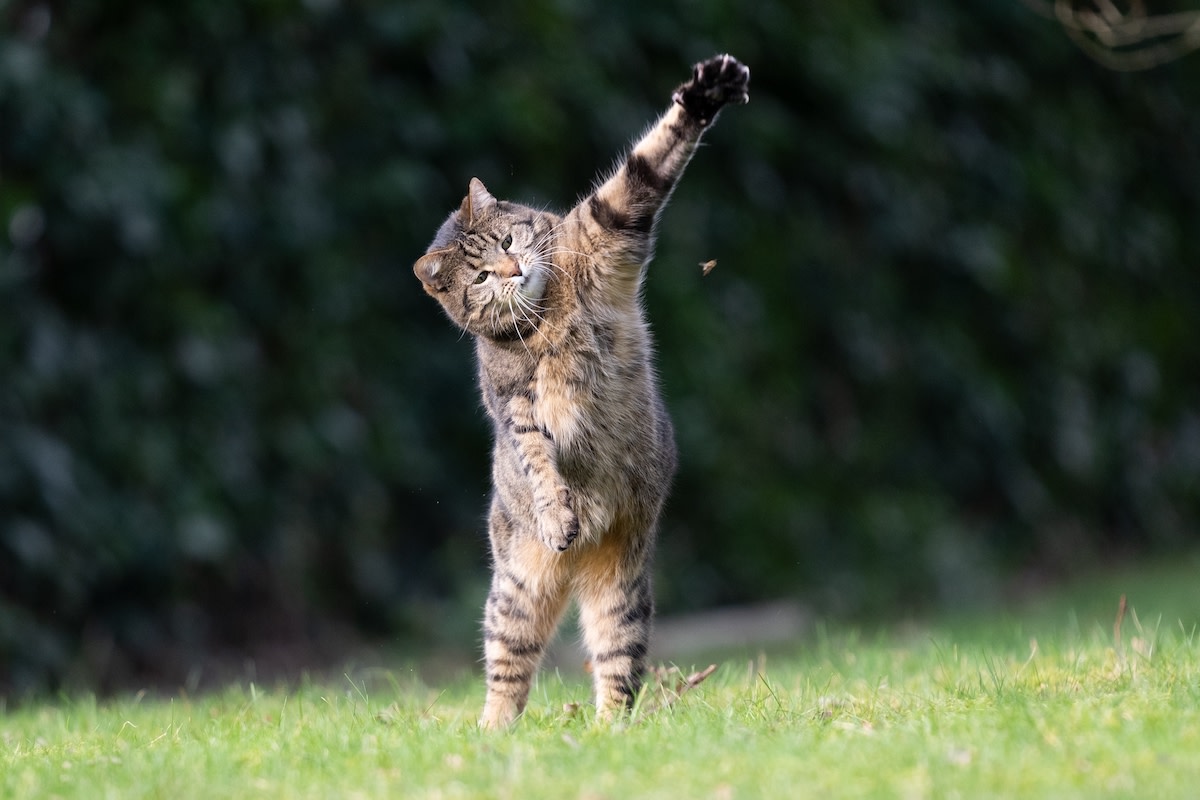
[538, 487, 579, 553]
[672, 53, 750, 126]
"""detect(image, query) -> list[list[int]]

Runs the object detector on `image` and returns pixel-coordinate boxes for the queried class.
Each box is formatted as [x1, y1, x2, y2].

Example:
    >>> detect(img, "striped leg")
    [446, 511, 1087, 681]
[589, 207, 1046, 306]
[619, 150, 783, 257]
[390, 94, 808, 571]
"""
[574, 53, 750, 304]
[480, 567, 570, 729]
[576, 566, 655, 721]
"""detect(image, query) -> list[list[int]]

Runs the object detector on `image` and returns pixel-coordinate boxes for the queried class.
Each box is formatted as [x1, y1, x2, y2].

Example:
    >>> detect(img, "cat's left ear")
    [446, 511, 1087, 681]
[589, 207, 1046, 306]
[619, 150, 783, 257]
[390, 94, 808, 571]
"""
[459, 177, 497, 227]
[414, 251, 447, 294]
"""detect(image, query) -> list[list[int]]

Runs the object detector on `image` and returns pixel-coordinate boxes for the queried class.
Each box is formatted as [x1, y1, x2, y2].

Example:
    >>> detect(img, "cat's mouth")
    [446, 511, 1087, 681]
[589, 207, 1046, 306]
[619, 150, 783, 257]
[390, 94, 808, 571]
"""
[481, 267, 547, 340]
[495, 274, 526, 300]
[509, 264, 548, 303]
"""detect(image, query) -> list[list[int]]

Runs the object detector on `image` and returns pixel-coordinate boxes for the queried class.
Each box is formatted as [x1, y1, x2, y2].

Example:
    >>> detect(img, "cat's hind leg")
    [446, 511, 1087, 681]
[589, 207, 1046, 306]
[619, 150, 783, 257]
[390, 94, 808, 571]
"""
[480, 572, 570, 729]
[480, 561, 571, 729]
[574, 544, 655, 721]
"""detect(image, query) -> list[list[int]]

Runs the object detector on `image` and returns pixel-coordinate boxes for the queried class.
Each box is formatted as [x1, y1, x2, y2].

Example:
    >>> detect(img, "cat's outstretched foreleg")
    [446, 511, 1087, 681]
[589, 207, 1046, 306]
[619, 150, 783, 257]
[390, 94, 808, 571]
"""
[574, 54, 749, 302]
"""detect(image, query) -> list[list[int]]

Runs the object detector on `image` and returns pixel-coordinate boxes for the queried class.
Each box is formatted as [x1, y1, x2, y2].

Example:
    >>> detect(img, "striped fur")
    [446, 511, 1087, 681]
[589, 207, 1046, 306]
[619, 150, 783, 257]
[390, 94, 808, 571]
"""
[414, 55, 749, 728]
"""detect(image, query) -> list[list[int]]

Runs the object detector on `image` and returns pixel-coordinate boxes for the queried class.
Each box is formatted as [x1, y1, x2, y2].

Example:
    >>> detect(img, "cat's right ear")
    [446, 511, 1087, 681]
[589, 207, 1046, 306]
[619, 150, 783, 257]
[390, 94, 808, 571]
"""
[414, 251, 447, 294]
[459, 177, 497, 227]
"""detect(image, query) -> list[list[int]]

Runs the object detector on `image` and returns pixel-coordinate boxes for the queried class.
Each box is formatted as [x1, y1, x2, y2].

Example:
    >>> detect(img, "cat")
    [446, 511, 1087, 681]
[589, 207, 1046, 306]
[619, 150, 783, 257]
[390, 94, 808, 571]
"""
[413, 54, 749, 728]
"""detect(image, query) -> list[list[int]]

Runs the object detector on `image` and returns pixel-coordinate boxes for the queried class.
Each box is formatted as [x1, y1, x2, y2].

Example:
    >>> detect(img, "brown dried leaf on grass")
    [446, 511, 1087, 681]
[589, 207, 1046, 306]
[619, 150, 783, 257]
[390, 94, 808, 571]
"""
[635, 663, 720, 721]
[650, 663, 720, 693]
[573, 661, 719, 722]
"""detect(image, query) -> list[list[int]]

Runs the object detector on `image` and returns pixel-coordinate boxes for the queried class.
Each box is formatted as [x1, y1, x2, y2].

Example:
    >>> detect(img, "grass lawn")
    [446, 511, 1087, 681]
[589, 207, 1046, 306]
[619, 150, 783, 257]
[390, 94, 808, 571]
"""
[3, 554, 1198, 799]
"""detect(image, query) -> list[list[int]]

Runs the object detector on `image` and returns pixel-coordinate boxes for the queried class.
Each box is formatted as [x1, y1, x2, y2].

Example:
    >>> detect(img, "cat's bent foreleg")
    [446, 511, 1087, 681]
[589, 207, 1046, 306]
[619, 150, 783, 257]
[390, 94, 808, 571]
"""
[500, 391, 579, 553]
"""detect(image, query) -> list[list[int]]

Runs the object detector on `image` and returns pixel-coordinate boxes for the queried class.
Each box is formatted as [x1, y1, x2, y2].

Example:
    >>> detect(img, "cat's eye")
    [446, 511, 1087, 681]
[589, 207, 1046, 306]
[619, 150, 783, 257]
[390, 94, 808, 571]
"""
[474, 271, 488, 285]
[500, 233, 513, 252]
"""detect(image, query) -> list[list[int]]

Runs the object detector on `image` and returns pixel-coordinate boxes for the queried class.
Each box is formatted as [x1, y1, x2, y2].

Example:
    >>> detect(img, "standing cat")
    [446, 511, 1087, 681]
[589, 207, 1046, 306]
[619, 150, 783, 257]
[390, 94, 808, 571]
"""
[414, 54, 749, 727]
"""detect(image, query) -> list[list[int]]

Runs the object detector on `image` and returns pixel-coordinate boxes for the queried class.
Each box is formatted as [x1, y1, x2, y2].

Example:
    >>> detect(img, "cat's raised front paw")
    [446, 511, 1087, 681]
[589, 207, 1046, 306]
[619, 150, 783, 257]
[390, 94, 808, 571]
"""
[672, 53, 750, 125]
[538, 487, 579, 553]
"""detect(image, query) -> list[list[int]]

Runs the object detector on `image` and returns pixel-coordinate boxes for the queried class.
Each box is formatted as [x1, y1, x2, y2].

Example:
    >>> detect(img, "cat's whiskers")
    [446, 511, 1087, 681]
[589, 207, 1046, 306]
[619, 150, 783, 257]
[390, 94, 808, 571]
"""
[517, 287, 562, 341]
[532, 217, 570, 249]
[542, 248, 604, 278]
[512, 290, 546, 335]
[476, 282, 549, 356]
[519, 296, 552, 315]
[510, 307, 532, 356]
[543, 246, 601, 267]
[538, 255, 574, 276]
[532, 223, 579, 283]
[528, 256, 574, 289]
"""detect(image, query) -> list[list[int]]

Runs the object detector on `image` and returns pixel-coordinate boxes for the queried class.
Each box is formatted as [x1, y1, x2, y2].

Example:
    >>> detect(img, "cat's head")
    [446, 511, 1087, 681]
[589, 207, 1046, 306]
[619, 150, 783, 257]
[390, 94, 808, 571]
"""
[414, 178, 556, 341]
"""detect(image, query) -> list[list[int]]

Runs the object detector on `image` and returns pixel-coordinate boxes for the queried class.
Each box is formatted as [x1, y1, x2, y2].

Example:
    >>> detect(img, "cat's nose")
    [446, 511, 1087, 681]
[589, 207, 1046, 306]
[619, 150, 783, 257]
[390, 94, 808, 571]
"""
[495, 255, 523, 279]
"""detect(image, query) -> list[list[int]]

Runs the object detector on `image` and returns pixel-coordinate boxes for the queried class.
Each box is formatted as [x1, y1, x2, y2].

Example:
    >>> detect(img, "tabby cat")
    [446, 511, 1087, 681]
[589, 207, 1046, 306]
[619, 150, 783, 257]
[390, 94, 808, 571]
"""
[414, 54, 750, 728]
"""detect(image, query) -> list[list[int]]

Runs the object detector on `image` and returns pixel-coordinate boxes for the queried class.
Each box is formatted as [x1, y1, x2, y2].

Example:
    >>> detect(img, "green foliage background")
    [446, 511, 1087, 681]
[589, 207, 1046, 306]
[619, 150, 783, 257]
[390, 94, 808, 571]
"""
[2, 0, 1198, 696]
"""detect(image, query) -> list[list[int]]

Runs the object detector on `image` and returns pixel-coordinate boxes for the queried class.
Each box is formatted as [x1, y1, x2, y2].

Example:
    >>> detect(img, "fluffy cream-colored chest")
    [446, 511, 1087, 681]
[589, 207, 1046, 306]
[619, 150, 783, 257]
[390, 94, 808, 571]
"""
[532, 346, 623, 542]
[532, 353, 591, 452]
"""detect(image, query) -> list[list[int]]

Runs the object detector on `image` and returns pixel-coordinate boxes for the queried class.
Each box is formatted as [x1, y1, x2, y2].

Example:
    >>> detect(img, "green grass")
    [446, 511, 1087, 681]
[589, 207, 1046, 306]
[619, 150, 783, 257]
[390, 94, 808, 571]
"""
[4, 556, 1199, 799]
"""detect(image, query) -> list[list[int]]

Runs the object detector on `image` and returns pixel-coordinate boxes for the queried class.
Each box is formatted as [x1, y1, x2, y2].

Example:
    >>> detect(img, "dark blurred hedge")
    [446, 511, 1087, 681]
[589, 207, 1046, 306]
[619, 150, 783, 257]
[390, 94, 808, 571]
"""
[3, 0, 1198, 696]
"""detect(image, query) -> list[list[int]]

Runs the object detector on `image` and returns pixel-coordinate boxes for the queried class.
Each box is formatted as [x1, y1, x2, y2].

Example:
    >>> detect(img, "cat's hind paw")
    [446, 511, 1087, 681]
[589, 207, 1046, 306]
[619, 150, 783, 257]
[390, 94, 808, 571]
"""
[672, 53, 750, 125]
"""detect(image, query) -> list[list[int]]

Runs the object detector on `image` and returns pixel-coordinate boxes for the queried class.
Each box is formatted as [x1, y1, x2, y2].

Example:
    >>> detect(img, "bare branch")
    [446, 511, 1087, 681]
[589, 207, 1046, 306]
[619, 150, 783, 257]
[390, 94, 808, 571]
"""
[1023, 0, 1200, 70]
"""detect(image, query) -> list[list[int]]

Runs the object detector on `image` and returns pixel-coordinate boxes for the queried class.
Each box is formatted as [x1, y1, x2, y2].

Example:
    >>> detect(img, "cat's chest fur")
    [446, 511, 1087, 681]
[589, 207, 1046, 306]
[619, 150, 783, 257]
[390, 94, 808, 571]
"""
[532, 310, 640, 451]
[533, 315, 652, 534]
[532, 347, 592, 452]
